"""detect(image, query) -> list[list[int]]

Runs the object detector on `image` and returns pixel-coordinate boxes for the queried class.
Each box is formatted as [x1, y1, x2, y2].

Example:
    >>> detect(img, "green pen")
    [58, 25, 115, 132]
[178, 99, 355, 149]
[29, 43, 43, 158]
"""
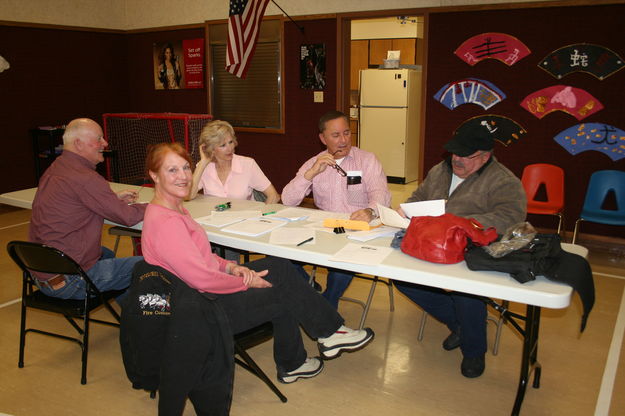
[262, 211, 276, 216]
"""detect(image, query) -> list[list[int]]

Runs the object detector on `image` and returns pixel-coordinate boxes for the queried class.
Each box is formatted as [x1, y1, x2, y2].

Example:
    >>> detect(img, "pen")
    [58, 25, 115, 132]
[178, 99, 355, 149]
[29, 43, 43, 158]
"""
[262, 211, 276, 216]
[297, 237, 314, 246]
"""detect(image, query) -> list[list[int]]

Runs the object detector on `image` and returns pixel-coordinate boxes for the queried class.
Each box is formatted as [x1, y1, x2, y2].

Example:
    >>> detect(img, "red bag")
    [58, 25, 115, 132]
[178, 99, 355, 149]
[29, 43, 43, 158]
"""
[400, 213, 498, 264]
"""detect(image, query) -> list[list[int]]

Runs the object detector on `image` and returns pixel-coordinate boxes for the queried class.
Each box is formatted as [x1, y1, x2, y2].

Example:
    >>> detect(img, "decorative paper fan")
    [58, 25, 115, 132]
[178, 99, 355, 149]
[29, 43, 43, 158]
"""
[455, 33, 531, 66]
[434, 78, 506, 110]
[539, 44, 625, 80]
[457, 115, 527, 146]
[520, 85, 603, 121]
[554, 123, 625, 161]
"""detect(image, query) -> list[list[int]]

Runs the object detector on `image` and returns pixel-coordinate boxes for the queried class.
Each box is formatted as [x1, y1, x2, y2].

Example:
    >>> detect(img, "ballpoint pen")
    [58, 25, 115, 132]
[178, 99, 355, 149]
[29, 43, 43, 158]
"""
[262, 211, 277, 216]
[296, 237, 314, 246]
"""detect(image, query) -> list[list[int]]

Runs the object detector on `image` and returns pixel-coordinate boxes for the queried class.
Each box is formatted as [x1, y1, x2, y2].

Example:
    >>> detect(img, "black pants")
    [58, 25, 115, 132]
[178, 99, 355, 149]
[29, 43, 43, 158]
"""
[218, 257, 344, 372]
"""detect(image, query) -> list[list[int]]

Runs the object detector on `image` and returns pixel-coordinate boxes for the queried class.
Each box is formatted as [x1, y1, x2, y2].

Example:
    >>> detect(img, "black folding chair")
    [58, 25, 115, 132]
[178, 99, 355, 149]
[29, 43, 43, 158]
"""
[6, 241, 124, 384]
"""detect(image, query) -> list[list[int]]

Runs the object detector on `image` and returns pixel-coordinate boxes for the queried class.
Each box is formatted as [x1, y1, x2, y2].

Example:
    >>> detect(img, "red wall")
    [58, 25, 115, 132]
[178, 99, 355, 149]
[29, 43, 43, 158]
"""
[235, 18, 338, 191]
[425, 4, 625, 236]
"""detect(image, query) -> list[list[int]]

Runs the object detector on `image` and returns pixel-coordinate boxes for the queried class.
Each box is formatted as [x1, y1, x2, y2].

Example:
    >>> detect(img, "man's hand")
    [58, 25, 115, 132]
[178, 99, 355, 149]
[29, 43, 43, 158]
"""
[117, 189, 138, 204]
[304, 152, 336, 181]
[229, 264, 272, 288]
[397, 207, 407, 218]
[350, 208, 375, 222]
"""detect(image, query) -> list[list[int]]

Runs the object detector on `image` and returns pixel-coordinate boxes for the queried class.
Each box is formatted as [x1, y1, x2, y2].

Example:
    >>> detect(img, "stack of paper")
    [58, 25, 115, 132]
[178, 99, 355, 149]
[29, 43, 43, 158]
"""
[347, 226, 399, 242]
[196, 210, 263, 228]
[264, 207, 310, 222]
[221, 217, 286, 237]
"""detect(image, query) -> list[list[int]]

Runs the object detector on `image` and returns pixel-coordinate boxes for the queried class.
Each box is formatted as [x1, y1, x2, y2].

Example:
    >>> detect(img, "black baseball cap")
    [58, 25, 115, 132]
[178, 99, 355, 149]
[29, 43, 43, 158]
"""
[444, 124, 494, 157]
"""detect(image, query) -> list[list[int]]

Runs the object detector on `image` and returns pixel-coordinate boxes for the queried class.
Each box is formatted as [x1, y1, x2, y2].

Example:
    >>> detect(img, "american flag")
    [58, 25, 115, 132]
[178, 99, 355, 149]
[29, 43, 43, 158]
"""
[226, 0, 270, 79]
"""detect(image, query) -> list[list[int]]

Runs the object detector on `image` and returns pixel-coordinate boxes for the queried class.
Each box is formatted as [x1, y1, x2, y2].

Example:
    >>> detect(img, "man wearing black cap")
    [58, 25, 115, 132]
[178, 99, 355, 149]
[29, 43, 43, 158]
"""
[394, 124, 526, 378]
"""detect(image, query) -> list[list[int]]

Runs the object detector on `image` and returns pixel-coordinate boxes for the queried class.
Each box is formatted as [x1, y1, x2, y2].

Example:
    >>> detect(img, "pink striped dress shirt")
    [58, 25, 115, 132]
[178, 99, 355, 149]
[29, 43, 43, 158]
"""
[281, 147, 391, 214]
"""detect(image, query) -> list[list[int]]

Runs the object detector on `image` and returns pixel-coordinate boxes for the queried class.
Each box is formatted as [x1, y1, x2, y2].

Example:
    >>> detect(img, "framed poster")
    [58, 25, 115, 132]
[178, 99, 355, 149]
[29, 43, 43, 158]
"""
[300, 44, 326, 90]
[153, 39, 204, 90]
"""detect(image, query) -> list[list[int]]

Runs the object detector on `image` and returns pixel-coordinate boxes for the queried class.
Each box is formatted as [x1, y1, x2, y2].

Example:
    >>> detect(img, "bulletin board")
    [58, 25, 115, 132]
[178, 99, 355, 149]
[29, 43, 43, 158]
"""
[424, 2, 625, 237]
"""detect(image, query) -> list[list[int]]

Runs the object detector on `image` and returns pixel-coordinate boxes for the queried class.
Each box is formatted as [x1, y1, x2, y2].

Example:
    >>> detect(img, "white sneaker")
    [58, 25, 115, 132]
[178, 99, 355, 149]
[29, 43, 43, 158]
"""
[277, 357, 324, 384]
[318, 325, 375, 359]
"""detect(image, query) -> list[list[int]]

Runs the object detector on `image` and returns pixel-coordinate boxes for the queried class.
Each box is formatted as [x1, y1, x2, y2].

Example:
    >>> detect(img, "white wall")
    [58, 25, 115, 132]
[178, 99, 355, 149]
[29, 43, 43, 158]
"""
[0, 0, 560, 30]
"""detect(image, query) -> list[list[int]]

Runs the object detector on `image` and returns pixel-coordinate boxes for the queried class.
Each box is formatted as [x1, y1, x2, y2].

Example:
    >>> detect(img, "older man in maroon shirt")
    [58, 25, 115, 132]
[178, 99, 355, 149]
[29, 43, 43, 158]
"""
[29, 118, 146, 301]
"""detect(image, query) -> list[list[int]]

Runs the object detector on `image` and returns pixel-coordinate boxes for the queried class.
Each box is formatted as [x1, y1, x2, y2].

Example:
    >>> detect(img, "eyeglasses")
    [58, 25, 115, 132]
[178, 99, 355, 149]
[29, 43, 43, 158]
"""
[331, 163, 347, 177]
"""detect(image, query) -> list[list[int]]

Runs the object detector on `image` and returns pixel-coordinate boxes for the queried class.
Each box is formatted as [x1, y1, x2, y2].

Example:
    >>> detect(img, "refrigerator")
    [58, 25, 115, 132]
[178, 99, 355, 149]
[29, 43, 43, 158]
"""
[358, 68, 422, 184]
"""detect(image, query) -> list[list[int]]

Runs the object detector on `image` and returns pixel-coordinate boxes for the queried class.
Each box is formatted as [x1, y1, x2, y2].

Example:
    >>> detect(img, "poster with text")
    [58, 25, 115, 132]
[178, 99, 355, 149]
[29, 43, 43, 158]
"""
[182, 38, 204, 89]
[153, 39, 204, 90]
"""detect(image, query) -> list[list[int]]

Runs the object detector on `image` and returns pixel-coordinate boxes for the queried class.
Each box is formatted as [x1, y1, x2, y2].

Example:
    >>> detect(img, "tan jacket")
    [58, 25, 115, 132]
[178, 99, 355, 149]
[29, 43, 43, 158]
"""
[406, 156, 527, 234]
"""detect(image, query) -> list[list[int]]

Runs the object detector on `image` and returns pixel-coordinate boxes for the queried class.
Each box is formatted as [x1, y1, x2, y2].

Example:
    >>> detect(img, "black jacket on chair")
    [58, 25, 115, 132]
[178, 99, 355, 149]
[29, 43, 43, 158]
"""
[120, 260, 234, 416]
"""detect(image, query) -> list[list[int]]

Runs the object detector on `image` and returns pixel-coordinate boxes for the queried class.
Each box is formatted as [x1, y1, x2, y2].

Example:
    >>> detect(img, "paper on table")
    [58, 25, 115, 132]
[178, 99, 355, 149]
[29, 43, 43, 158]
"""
[269, 227, 316, 245]
[328, 243, 393, 266]
[264, 207, 311, 221]
[377, 204, 410, 229]
[400, 199, 445, 218]
[221, 217, 286, 237]
[346, 226, 400, 242]
[196, 210, 263, 228]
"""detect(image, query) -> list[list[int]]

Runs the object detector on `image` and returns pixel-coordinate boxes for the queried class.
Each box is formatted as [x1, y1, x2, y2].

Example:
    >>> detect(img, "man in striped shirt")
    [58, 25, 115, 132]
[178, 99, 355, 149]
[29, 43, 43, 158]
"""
[282, 110, 391, 308]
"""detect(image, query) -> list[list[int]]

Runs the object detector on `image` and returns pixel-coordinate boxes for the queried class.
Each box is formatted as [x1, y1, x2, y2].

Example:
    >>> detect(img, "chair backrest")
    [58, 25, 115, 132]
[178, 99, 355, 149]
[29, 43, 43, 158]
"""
[521, 163, 565, 213]
[7, 241, 85, 277]
[580, 170, 625, 224]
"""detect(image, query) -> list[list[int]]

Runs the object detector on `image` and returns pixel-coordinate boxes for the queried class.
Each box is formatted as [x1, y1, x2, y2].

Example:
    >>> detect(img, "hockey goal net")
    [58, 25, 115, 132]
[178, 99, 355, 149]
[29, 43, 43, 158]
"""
[102, 113, 212, 184]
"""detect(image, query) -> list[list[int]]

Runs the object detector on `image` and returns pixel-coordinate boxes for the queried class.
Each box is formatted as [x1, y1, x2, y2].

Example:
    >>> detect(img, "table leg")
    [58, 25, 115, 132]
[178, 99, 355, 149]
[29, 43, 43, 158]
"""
[511, 305, 541, 416]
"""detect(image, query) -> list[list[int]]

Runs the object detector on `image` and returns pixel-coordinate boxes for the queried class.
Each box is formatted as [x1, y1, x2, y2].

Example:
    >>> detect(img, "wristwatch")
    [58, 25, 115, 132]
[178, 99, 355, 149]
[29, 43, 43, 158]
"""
[366, 208, 378, 219]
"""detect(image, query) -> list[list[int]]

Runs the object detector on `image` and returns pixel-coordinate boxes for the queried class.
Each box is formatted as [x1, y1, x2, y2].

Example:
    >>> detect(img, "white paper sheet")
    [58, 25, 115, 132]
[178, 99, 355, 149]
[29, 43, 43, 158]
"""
[400, 199, 445, 218]
[377, 204, 410, 229]
[269, 227, 316, 245]
[220, 217, 286, 237]
[328, 243, 393, 266]
[346, 226, 400, 242]
[263, 207, 311, 221]
[196, 210, 263, 228]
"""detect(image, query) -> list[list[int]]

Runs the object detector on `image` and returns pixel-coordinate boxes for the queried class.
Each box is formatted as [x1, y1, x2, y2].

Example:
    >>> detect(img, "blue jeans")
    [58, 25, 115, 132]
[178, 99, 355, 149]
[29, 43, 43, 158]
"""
[394, 281, 487, 358]
[291, 263, 354, 309]
[38, 247, 142, 304]
[323, 270, 354, 309]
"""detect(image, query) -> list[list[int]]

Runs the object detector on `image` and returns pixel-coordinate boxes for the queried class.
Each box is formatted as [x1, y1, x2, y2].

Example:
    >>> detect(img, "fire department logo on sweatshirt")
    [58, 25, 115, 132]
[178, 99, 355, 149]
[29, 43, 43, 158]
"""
[138, 293, 171, 315]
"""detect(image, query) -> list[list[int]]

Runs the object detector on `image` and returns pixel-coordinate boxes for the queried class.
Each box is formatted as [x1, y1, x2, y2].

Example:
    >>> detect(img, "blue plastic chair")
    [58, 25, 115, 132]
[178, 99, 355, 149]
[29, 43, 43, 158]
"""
[572, 170, 625, 243]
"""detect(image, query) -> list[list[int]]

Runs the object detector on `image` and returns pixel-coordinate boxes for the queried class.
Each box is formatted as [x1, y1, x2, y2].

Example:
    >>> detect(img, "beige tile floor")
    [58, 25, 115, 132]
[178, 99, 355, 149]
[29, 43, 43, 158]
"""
[0, 183, 624, 415]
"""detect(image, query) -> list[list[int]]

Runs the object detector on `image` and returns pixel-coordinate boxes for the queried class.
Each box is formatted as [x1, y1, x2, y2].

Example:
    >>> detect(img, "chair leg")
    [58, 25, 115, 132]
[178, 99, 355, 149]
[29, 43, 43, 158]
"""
[234, 342, 287, 403]
[490, 300, 509, 356]
[572, 218, 584, 244]
[556, 213, 564, 237]
[81, 308, 90, 385]
[418, 311, 428, 341]
[356, 277, 379, 330]
[112, 236, 121, 256]
[18, 297, 27, 368]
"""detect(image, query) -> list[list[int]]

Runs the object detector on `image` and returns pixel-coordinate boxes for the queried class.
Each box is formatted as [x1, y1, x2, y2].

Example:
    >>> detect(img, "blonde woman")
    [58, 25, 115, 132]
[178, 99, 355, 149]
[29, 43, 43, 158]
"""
[189, 120, 279, 203]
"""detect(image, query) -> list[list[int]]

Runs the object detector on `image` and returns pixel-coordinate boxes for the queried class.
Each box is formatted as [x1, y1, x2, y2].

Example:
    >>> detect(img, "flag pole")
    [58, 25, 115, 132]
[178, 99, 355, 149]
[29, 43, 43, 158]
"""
[270, 0, 305, 34]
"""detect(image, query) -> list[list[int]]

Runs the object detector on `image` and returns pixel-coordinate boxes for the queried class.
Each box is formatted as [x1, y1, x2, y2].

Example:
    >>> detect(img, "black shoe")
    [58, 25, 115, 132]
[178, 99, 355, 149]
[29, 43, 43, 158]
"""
[461, 355, 485, 378]
[442, 332, 461, 351]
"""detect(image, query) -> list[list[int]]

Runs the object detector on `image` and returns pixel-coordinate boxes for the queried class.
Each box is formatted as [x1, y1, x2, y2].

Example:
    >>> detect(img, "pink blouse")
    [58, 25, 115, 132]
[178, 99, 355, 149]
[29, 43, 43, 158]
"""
[141, 203, 248, 294]
[197, 154, 272, 200]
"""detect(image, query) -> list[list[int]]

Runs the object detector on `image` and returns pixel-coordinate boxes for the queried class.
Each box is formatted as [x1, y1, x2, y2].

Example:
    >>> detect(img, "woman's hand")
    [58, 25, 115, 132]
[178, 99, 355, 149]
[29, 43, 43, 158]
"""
[199, 144, 210, 162]
[229, 264, 272, 288]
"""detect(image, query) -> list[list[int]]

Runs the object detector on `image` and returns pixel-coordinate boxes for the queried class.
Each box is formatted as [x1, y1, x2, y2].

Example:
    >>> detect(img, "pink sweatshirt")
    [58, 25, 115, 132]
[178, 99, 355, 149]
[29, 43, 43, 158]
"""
[141, 203, 248, 294]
